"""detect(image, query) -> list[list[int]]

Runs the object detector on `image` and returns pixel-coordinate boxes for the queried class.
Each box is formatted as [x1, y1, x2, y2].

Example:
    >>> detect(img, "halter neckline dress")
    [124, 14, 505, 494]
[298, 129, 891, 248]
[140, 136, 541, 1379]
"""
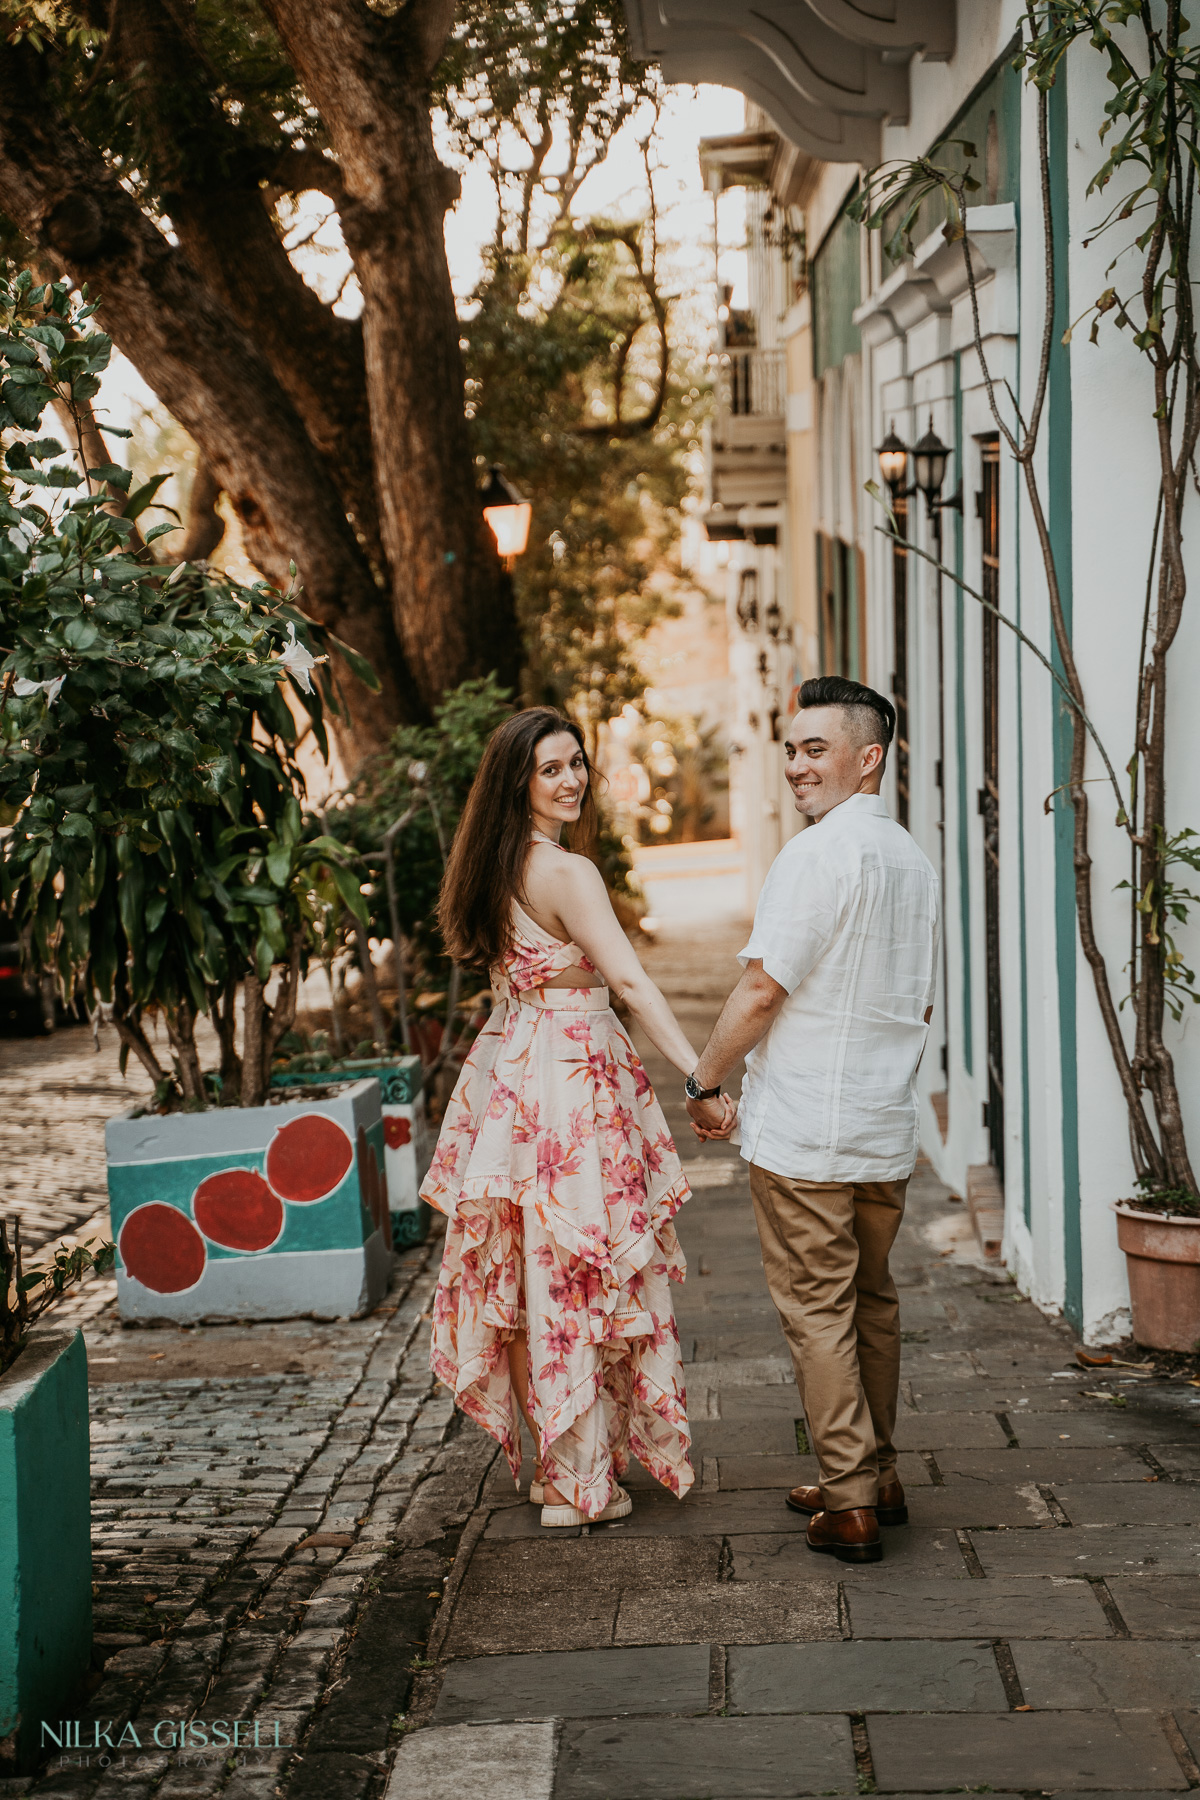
[421, 853, 694, 1518]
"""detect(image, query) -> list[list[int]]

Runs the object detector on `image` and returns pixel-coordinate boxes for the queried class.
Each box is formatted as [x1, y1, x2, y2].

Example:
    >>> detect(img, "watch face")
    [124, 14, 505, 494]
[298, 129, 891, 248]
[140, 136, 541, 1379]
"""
[685, 1076, 700, 1100]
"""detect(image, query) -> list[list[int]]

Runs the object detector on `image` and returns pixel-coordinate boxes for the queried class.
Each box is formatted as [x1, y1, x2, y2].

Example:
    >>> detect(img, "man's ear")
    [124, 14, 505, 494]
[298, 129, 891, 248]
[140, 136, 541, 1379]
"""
[862, 742, 885, 776]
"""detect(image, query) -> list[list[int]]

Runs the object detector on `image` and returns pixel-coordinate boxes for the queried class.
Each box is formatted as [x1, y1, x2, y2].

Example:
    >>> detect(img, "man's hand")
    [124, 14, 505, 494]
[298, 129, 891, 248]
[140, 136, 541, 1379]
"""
[686, 1093, 736, 1141]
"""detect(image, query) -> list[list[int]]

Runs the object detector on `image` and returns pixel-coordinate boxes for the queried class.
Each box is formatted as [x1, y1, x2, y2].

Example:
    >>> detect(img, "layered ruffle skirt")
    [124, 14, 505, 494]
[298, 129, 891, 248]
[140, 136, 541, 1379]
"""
[421, 985, 695, 1517]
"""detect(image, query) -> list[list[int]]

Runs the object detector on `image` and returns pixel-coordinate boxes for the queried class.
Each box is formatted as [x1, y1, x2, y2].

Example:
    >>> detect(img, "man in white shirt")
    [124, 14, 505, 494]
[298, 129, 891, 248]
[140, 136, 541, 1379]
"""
[683, 676, 939, 1564]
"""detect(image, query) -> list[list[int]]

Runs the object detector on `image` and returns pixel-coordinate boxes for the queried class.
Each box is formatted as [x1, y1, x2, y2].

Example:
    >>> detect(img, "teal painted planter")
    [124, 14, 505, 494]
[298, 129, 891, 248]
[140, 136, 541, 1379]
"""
[105, 1079, 391, 1323]
[270, 1055, 432, 1251]
[0, 1328, 92, 1773]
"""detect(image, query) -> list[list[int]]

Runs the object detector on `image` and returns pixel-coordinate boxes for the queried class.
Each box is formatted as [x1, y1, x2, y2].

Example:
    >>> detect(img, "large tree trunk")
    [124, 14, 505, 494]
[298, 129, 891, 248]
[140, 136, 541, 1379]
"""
[0, 11, 521, 760]
[258, 0, 521, 706]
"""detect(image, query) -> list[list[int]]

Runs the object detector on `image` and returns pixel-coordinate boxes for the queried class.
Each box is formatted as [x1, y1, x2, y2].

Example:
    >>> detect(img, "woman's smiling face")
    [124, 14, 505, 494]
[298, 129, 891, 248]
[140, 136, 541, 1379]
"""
[528, 730, 588, 835]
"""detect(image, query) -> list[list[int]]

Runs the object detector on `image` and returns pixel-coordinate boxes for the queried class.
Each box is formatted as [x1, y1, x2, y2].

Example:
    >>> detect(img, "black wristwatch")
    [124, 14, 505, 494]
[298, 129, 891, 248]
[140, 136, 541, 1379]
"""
[685, 1072, 721, 1102]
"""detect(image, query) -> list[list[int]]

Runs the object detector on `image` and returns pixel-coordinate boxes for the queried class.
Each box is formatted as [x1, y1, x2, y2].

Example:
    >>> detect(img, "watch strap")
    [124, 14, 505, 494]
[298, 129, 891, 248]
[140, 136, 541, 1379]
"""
[686, 1073, 721, 1101]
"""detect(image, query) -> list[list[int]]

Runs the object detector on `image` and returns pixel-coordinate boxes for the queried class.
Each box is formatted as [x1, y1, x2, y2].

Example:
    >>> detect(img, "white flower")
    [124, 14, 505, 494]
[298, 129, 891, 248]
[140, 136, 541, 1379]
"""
[13, 674, 65, 704]
[274, 622, 321, 694]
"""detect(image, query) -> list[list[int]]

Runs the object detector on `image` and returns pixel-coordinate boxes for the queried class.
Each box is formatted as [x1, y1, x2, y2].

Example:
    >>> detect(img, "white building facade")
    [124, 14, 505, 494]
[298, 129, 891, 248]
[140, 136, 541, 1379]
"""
[625, 0, 1200, 1343]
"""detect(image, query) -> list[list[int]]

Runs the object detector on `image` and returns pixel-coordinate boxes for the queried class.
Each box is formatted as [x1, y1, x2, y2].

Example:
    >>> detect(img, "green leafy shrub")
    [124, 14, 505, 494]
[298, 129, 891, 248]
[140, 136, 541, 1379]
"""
[0, 267, 370, 1106]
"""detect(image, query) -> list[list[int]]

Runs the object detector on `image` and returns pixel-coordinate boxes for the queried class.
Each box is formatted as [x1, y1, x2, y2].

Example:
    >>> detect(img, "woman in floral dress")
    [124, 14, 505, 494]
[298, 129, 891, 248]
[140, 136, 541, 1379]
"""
[421, 707, 732, 1527]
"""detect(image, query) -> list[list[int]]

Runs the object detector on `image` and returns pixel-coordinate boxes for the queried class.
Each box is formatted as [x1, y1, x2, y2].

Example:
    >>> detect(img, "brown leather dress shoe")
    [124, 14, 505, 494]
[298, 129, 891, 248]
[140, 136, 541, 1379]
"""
[786, 1479, 907, 1527]
[876, 1479, 908, 1527]
[806, 1506, 882, 1563]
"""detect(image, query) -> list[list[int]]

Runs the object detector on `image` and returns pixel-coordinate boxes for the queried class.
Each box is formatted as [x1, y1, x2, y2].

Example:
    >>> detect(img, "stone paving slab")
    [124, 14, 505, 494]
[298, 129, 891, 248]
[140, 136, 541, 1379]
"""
[841, 1575, 1112, 1637]
[865, 1710, 1188, 1791]
[714, 1451, 930, 1491]
[1054, 1483, 1200, 1525]
[1148, 1441, 1200, 1477]
[937, 1445, 1159, 1481]
[689, 1418, 800, 1457]
[533, 1490, 819, 1538]
[972, 1525, 1200, 1576]
[459, 1536, 721, 1597]
[725, 1528, 970, 1580]
[897, 1479, 1056, 1526]
[891, 1411, 1011, 1448]
[432, 1645, 711, 1723]
[443, 1585, 622, 1655]
[689, 1330, 791, 1362]
[1107, 1577, 1200, 1637]
[554, 1715, 856, 1799]
[1010, 1638, 1200, 1708]
[1007, 1410, 1194, 1445]
[386, 1721, 555, 1800]
[727, 1639, 1008, 1713]
[614, 1579, 838, 1645]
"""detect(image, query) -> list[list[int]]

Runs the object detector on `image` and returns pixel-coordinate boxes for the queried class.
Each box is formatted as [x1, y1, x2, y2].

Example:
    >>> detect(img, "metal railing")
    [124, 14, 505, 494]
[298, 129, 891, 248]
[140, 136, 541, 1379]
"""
[713, 347, 786, 421]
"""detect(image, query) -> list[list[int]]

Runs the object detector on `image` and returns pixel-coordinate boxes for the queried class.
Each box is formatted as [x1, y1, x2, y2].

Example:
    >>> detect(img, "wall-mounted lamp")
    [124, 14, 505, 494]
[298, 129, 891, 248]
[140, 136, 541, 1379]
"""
[481, 465, 532, 567]
[877, 422, 910, 499]
[877, 417, 962, 517]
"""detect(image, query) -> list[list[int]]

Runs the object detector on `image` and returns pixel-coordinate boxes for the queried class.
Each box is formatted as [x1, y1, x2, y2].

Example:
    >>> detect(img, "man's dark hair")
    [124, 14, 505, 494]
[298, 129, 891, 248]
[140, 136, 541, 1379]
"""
[798, 676, 896, 759]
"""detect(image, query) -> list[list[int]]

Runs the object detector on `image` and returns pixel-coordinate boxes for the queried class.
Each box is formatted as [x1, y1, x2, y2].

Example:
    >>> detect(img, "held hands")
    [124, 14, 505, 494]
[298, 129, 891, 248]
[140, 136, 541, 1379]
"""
[686, 1092, 736, 1142]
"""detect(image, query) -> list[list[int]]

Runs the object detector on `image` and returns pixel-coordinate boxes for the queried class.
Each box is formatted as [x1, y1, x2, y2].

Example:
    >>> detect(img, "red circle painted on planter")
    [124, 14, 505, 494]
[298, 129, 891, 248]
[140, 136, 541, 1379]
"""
[192, 1169, 284, 1252]
[119, 1204, 206, 1294]
[383, 1115, 412, 1150]
[266, 1114, 354, 1203]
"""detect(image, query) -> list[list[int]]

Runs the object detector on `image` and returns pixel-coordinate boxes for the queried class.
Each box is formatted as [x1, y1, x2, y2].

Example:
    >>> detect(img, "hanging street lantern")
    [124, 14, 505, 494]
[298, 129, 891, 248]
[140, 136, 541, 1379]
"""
[481, 465, 532, 566]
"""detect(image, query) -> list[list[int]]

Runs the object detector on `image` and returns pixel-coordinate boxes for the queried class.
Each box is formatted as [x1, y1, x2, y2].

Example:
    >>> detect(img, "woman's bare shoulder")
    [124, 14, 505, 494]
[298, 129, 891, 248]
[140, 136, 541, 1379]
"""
[524, 844, 605, 907]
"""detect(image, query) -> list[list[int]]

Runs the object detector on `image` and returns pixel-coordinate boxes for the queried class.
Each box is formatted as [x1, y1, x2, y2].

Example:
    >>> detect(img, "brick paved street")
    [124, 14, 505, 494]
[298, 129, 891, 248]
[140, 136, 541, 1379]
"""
[4, 927, 1200, 1797]
[0, 1020, 154, 1257]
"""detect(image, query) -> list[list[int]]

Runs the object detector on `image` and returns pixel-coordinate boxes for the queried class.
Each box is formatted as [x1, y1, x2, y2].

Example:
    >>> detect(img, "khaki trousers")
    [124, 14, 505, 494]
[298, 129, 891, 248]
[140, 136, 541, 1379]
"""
[749, 1163, 908, 1512]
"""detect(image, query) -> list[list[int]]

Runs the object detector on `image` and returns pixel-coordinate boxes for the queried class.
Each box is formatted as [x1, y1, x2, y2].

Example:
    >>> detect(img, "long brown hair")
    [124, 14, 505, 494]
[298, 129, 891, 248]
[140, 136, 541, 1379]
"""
[437, 708, 599, 967]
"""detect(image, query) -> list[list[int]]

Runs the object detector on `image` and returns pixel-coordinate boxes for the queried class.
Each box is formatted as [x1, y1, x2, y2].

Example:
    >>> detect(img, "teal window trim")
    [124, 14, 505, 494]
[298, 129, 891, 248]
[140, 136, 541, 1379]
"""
[953, 353, 973, 1076]
[1048, 70, 1082, 1327]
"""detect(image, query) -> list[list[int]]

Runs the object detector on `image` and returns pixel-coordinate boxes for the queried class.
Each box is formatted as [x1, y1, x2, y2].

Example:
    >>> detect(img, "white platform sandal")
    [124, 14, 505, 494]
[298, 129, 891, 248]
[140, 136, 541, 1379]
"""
[540, 1485, 633, 1528]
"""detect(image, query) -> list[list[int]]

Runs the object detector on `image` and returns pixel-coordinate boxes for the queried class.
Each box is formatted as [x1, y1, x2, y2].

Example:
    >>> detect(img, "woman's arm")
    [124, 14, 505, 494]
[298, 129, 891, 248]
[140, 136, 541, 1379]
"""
[546, 856, 703, 1079]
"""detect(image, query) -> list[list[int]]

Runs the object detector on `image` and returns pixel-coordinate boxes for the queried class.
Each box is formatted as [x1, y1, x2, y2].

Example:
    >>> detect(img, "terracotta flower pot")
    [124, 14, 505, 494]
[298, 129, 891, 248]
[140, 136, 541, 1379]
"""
[1113, 1202, 1200, 1352]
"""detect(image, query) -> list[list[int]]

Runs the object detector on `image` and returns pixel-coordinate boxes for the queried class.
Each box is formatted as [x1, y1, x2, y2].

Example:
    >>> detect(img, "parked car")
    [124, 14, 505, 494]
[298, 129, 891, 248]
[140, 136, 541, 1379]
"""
[0, 913, 57, 1035]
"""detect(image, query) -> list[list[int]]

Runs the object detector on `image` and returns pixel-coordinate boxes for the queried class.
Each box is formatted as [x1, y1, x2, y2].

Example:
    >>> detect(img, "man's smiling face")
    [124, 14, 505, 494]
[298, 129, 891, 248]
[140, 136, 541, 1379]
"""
[784, 705, 884, 821]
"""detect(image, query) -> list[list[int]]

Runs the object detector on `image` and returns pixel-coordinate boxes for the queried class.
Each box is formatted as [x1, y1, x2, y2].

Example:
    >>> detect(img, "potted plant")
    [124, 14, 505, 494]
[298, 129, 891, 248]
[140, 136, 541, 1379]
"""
[0, 267, 392, 1323]
[1114, 1187, 1200, 1352]
[272, 1045, 432, 1248]
[0, 1219, 113, 1775]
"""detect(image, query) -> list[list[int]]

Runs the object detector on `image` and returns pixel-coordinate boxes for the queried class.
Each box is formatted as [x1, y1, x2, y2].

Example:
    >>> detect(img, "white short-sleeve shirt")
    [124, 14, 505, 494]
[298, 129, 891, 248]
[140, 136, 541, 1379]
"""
[736, 792, 940, 1184]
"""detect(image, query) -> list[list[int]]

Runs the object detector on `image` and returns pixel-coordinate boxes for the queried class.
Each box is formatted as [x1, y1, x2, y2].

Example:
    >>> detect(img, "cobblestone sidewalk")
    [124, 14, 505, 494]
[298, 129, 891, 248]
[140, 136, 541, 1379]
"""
[0, 1019, 495, 1800]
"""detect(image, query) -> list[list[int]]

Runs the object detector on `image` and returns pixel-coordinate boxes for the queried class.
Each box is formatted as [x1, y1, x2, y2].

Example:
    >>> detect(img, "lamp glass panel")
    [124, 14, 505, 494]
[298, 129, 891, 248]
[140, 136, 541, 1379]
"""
[878, 447, 908, 491]
[484, 501, 532, 558]
[914, 446, 947, 497]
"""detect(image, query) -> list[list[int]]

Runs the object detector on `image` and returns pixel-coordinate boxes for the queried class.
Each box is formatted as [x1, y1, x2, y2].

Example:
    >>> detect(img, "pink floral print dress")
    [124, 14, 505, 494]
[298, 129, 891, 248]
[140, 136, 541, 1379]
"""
[421, 898, 694, 1518]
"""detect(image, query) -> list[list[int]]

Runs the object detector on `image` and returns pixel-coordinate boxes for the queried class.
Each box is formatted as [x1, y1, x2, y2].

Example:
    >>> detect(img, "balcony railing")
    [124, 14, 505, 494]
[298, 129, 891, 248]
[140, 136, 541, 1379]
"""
[713, 348, 786, 422]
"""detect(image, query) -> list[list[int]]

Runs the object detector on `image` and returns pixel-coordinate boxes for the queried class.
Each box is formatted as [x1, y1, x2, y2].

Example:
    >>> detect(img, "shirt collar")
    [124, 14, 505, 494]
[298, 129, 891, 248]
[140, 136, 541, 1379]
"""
[815, 792, 890, 826]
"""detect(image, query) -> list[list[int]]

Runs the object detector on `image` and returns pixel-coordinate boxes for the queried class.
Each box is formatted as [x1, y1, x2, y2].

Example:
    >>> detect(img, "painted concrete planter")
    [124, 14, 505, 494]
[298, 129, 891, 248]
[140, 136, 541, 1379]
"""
[106, 1080, 391, 1323]
[271, 1055, 432, 1249]
[0, 1327, 91, 1773]
[1114, 1203, 1200, 1352]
